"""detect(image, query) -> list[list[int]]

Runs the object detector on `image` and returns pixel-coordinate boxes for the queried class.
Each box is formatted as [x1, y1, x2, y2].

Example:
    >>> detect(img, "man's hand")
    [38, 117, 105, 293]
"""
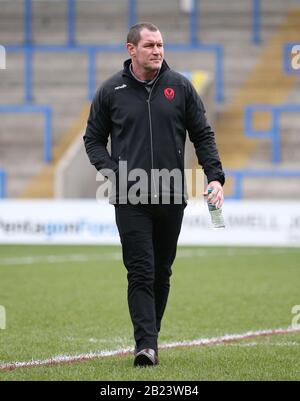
[203, 181, 224, 209]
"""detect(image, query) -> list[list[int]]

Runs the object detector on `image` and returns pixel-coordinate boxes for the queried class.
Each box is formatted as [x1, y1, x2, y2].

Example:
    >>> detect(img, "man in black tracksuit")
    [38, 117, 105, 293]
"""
[84, 23, 225, 367]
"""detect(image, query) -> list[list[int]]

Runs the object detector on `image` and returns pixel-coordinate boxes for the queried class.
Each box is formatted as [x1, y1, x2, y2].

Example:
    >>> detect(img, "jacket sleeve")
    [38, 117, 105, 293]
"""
[83, 87, 119, 176]
[185, 80, 225, 186]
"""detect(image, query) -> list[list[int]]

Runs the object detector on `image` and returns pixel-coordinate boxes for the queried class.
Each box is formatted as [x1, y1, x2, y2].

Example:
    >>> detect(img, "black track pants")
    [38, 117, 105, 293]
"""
[115, 203, 185, 352]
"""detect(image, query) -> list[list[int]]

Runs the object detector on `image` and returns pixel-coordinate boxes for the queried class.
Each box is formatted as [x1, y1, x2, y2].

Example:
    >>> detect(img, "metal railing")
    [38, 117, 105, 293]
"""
[252, 0, 261, 44]
[7, 0, 224, 103]
[2, 166, 300, 200]
[23, 0, 138, 46]
[0, 169, 6, 199]
[0, 105, 53, 163]
[244, 103, 300, 164]
[6, 45, 224, 104]
[22, 0, 262, 45]
[22, 0, 199, 46]
[12, 0, 275, 107]
[226, 169, 300, 199]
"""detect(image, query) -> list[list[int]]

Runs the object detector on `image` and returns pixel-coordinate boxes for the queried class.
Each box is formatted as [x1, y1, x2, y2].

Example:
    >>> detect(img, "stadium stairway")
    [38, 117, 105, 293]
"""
[216, 7, 300, 167]
[213, 7, 300, 198]
[20, 104, 90, 197]
[0, 0, 299, 198]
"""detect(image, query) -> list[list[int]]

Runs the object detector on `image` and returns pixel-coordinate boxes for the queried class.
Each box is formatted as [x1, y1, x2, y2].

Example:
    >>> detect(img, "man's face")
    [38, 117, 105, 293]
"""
[128, 28, 164, 73]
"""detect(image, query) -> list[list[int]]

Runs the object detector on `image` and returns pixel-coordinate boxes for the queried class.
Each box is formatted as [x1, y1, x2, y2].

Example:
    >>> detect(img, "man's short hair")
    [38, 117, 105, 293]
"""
[127, 22, 159, 45]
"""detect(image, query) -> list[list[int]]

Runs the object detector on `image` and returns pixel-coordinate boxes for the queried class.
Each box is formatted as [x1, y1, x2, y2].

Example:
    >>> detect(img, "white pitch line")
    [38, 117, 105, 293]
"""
[0, 248, 294, 266]
[0, 253, 122, 266]
[226, 341, 299, 348]
[0, 327, 299, 372]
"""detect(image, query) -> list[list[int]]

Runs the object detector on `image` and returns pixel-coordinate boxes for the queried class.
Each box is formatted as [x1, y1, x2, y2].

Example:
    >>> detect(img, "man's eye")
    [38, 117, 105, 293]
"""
[144, 44, 163, 48]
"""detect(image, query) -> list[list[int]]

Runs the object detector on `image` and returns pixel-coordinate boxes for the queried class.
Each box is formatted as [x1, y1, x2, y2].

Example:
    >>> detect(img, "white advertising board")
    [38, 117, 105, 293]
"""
[0, 200, 300, 246]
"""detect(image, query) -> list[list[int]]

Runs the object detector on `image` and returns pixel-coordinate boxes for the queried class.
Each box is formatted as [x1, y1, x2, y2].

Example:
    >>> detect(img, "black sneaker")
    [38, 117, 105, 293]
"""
[134, 348, 158, 367]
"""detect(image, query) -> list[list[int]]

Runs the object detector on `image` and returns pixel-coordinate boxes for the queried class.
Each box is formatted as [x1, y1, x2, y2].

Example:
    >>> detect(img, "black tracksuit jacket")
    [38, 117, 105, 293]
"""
[83, 59, 225, 202]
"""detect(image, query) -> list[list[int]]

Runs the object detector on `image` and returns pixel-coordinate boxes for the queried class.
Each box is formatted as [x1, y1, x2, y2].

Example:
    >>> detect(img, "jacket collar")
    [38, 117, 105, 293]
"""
[122, 58, 170, 79]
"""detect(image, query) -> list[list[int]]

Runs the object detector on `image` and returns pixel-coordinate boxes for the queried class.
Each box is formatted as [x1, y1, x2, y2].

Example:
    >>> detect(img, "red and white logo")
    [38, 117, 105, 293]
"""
[164, 87, 175, 101]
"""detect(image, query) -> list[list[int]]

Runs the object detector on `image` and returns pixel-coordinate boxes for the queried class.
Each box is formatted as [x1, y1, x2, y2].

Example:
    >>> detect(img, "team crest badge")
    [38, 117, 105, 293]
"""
[164, 87, 175, 101]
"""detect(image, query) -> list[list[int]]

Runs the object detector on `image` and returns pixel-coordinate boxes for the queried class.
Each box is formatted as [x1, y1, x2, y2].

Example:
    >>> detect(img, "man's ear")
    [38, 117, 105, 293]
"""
[126, 43, 136, 58]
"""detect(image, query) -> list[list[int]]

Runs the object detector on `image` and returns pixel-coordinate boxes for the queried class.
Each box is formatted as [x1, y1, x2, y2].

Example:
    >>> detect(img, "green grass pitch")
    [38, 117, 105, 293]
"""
[0, 245, 300, 380]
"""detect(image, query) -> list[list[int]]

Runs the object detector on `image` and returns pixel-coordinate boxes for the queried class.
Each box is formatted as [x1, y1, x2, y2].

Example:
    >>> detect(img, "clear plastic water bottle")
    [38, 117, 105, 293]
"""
[207, 188, 225, 229]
